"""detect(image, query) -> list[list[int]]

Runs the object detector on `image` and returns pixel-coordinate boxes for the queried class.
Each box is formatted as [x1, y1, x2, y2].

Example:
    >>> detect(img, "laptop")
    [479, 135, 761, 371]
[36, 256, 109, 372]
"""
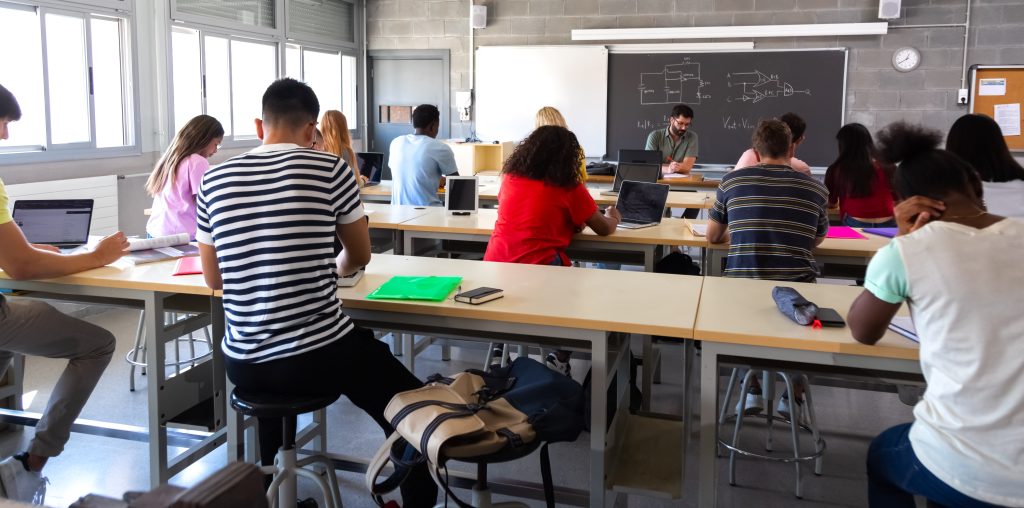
[617, 149, 663, 165]
[356, 152, 385, 186]
[615, 181, 670, 230]
[599, 162, 661, 196]
[12, 199, 94, 250]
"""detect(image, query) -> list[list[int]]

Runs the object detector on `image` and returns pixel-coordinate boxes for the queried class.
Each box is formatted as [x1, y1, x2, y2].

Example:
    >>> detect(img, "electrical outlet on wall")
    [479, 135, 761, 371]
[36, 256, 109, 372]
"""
[957, 89, 969, 105]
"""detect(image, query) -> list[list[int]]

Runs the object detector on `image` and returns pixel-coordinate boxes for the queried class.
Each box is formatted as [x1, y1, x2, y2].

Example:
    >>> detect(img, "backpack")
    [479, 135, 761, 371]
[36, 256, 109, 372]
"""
[655, 251, 701, 276]
[366, 358, 585, 507]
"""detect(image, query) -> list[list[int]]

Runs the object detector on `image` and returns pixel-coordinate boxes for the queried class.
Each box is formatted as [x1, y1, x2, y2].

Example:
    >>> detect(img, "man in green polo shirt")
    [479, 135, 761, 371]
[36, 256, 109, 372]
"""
[645, 104, 698, 175]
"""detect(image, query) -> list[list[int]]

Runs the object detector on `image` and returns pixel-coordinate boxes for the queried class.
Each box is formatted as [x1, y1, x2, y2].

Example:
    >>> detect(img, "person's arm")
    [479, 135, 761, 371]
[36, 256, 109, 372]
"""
[336, 218, 371, 276]
[894, 196, 945, 236]
[733, 149, 756, 171]
[668, 156, 696, 175]
[847, 242, 908, 344]
[0, 221, 127, 280]
[585, 207, 620, 236]
[706, 219, 728, 244]
[706, 186, 729, 244]
[197, 242, 222, 290]
[436, 144, 460, 189]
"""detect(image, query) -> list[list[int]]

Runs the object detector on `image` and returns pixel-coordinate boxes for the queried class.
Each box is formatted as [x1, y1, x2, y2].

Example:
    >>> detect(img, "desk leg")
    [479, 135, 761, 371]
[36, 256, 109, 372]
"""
[145, 293, 169, 487]
[394, 231, 405, 256]
[589, 331, 608, 508]
[699, 344, 720, 508]
[708, 249, 726, 277]
[403, 234, 414, 257]
[641, 335, 653, 412]
[401, 334, 415, 373]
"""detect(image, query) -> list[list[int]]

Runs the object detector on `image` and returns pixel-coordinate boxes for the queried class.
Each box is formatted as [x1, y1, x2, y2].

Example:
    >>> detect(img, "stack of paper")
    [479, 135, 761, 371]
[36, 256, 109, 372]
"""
[687, 222, 708, 237]
[124, 233, 197, 266]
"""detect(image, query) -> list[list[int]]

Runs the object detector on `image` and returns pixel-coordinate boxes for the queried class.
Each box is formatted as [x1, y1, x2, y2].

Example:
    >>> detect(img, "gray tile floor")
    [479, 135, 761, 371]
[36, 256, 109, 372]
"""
[0, 304, 915, 507]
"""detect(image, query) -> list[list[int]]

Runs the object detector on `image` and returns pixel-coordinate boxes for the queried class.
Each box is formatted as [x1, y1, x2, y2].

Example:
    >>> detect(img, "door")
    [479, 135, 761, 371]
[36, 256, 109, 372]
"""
[368, 51, 449, 179]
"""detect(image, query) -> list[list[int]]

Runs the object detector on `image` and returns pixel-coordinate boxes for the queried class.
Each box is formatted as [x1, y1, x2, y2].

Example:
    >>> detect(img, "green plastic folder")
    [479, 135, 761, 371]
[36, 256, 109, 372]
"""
[366, 276, 463, 302]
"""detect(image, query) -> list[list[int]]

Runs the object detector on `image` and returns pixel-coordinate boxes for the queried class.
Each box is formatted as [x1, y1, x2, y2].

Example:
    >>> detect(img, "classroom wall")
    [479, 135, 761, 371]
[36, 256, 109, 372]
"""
[366, 0, 1024, 143]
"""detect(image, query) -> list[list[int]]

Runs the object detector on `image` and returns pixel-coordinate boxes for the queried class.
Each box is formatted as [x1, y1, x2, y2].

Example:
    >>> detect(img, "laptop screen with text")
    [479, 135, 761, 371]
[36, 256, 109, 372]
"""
[12, 199, 93, 246]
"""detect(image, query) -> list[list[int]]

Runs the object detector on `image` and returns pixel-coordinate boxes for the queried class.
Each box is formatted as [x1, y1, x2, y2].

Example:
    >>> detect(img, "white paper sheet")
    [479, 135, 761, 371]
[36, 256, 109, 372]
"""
[994, 103, 1022, 136]
[978, 78, 1007, 96]
[888, 316, 918, 343]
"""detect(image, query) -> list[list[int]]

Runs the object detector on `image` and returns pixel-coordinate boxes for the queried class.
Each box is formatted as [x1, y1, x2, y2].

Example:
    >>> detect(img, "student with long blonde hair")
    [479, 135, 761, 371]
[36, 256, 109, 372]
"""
[535, 106, 587, 181]
[321, 110, 364, 185]
[145, 115, 224, 239]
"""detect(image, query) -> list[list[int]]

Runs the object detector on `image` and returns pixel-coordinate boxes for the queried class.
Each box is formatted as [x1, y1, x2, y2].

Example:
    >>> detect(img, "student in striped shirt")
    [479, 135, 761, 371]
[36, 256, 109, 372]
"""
[196, 78, 436, 506]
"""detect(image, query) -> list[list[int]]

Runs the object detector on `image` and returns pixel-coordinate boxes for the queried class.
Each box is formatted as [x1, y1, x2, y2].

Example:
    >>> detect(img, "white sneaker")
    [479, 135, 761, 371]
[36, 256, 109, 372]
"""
[777, 397, 808, 426]
[736, 392, 764, 415]
[0, 456, 47, 504]
[545, 353, 571, 377]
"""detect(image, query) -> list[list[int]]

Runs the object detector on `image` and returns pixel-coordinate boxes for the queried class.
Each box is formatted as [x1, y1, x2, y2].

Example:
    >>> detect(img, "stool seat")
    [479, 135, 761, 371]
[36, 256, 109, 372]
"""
[230, 390, 339, 418]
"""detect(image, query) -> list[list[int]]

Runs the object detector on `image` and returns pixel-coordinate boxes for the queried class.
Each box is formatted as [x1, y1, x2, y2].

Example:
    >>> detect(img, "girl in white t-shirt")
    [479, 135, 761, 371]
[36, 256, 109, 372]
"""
[848, 122, 1024, 508]
[945, 113, 1024, 218]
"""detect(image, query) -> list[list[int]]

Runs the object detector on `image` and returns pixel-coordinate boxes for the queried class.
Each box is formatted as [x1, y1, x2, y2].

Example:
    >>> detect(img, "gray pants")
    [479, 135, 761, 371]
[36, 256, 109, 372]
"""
[0, 296, 115, 458]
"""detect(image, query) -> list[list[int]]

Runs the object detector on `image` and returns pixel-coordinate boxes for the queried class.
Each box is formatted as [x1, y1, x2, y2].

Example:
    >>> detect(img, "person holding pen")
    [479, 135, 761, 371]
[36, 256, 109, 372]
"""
[645, 104, 698, 176]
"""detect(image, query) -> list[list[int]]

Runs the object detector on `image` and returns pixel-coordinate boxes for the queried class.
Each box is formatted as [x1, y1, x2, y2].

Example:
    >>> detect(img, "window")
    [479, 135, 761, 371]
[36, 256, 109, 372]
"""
[0, 3, 134, 156]
[170, 28, 278, 141]
[285, 44, 358, 131]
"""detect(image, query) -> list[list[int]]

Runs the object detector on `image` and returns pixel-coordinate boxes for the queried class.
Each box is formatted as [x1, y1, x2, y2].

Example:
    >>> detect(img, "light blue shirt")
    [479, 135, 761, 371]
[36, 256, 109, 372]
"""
[389, 134, 459, 206]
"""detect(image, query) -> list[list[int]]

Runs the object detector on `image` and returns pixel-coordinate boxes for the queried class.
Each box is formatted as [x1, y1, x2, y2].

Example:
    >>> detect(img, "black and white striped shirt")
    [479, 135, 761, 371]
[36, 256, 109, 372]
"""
[196, 144, 364, 363]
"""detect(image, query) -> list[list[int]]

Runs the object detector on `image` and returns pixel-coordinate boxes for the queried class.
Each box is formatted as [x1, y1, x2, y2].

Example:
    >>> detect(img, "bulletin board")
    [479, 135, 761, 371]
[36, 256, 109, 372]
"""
[969, 65, 1024, 151]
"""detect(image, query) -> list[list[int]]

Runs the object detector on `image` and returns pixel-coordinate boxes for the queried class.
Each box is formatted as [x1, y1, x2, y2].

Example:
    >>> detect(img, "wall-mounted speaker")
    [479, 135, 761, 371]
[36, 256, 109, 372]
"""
[471, 5, 487, 29]
[878, 0, 901, 19]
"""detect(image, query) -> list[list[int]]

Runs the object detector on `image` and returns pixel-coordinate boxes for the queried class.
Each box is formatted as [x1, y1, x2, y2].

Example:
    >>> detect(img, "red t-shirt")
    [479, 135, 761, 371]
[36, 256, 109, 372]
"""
[484, 175, 597, 266]
[826, 162, 895, 220]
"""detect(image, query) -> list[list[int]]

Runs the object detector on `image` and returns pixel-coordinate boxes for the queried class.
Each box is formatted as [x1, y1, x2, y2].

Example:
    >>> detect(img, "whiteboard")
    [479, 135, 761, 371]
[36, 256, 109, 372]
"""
[475, 45, 608, 157]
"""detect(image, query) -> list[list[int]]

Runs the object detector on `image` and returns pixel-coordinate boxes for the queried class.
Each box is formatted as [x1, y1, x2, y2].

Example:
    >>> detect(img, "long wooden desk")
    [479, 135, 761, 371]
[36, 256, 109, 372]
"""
[586, 173, 721, 190]
[0, 260, 224, 487]
[396, 207, 706, 271]
[360, 180, 715, 209]
[693, 277, 919, 507]
[336, 254, 702, 506]
[695, 220, 891, 276]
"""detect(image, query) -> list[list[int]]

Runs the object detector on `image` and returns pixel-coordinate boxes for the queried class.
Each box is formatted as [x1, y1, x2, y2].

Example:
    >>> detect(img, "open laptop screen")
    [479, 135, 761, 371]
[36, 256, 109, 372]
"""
[617, 149, 662, 165]
[12, 199, 93, 246]
[615, 181, 669, 224]
[612, 163, 661, 192]
[356, 152, 384, 183]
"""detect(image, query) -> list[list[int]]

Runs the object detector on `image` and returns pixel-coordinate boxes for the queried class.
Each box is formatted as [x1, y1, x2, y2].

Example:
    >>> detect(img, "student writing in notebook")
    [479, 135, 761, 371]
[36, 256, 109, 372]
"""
[484, 126, 619, 374]
[145, 115, 224, 240]
[0, 83, 129, 503]
[824, 123, 896, 228]
[847, 122, 1023, 508]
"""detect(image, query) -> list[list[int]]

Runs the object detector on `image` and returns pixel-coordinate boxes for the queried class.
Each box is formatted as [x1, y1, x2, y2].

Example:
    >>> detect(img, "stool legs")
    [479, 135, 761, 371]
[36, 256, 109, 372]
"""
[262, 415, 342, 508]
[728, 369, 757, 486]
[779, 372, 803, 498]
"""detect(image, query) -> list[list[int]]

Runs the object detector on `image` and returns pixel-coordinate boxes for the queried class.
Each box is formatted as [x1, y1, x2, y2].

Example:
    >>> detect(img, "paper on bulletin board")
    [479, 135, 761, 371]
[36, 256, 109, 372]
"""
[979, 78, 1007, 96]
[994, 103, 1021, 136]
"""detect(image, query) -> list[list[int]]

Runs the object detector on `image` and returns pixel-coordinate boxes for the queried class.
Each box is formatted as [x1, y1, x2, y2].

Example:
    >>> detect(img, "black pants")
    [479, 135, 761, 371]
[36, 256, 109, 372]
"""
[226, 325, 437, 507]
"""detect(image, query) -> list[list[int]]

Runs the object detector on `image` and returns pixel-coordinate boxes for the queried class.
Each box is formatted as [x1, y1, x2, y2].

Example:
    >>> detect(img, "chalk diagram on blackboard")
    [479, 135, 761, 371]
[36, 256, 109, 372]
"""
[638, 61, 710, 105]
[727, 71, 810, 103]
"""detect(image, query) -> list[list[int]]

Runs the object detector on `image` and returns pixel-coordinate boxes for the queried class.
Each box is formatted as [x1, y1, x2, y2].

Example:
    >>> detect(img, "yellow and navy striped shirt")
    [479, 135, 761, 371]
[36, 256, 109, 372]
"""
[709, 164, 828, 282]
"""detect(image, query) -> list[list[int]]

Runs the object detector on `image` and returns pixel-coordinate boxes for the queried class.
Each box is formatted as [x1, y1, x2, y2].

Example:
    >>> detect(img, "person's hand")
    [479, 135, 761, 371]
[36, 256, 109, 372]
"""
[605, 206, 622, 222]
[668, 161, 682, 173]
[32, 244, 61, 253]
[894, 196, 945, 236]
[91, 232, 130, 265]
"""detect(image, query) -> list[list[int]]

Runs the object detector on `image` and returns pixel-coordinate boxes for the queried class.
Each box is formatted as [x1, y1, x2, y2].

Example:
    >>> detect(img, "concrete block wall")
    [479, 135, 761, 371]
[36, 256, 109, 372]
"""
[367, 0, 1024, 143]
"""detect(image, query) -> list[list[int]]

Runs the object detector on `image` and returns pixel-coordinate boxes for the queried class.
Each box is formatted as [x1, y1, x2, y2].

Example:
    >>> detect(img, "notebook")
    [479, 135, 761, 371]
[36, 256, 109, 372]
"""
[600, 163, 661, 196]
[888, 316, 918, 343]
[864, 227, 898, 238]
[615, 181, 670, 230]
[826, 226, 867, 240]
[12, 199, 94, 250]
[356, 152, 385, 186]
[172, 256, 203, 276]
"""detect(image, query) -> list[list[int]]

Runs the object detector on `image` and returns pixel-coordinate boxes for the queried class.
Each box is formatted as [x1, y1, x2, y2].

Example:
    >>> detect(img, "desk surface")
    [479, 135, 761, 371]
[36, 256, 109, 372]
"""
[586, 174, 721, 189]
[338, 254, 701, 338]
[693, 220, 890, 258]
[360, 181, 714, 209]
[0, 258, 212, 295]
[398, 207, 708, 247]
[364, 202, 436, 229]
[694, 277, 918, 361]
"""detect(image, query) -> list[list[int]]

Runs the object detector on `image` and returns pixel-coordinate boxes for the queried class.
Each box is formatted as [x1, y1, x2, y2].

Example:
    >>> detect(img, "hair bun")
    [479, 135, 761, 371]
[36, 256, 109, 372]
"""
[876, 121, 943, 165]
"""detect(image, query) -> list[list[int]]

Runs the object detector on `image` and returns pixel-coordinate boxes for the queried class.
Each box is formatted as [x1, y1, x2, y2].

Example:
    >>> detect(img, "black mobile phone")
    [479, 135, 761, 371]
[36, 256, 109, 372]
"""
[816, 308, 846, 327]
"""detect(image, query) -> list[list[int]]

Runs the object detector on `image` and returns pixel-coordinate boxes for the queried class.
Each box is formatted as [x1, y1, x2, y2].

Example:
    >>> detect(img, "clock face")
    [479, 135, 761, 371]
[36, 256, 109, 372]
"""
[892, 47, 921, 72]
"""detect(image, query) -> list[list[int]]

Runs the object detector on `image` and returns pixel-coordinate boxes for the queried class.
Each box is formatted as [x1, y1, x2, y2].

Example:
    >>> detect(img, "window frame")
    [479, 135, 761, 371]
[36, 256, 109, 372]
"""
[0, 0, 140, 164]
[283, 40, 360, 138]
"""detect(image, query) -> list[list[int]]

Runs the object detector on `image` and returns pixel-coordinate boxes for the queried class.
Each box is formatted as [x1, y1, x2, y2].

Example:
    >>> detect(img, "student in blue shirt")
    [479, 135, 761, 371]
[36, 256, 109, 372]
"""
[389, 105, 459, 206]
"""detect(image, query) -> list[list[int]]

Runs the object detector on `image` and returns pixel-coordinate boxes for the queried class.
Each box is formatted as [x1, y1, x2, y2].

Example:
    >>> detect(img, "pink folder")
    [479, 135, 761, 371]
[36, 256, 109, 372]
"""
[826, 226, 867, 240]
[172, 256, 203, 276]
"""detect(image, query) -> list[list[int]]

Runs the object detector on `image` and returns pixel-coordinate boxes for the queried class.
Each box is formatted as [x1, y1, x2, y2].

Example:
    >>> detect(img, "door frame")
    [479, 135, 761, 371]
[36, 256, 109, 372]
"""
[366, 49, 451, 151]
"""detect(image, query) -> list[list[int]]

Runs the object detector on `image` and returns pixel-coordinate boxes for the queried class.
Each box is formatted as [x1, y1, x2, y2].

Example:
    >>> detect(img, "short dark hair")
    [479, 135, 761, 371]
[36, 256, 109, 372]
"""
[876, 121, 982, 201]
[752, 119, 791, 159]
[262, 78, 319, 129]
[945, 113, 1024, 183]
[501, 125, 584, 188]
[780, 112, 806, 141]
[412, 104, 440, 129]
[670, 104, 693, 119]
[0, 84, 22, 121]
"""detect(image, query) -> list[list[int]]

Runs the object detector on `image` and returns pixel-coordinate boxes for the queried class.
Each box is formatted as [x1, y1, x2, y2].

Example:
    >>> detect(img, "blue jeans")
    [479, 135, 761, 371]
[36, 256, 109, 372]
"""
[844, 216, 897, 228]
[867, 423, 1002, 508]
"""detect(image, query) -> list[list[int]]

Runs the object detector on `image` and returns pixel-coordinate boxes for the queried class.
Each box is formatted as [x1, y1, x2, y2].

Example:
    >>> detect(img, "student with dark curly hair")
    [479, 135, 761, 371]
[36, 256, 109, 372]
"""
[484, 125, 620, 374]
[945, 113, 1024, 217]
[848, 122, 1023, 508]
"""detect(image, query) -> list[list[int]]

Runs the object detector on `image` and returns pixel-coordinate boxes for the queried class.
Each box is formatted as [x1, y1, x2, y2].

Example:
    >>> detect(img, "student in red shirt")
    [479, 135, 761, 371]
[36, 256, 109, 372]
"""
[485, 125, 620, 267]
[484, 125, 620, 374]
[824, 123, 896, 227]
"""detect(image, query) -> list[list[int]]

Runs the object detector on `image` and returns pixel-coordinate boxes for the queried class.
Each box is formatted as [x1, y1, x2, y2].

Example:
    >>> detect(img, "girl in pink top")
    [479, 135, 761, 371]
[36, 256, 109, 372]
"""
[145, 115, 224, 239]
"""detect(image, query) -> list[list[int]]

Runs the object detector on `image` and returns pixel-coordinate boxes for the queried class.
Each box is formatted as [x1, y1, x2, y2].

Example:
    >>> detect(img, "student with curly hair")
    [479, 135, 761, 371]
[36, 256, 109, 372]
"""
[849, 122, 1023, 508]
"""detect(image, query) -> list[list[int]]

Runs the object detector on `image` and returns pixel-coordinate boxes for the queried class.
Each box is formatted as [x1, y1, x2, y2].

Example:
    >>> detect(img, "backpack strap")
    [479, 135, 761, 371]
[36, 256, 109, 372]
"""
[365, 432, 405, 506]
[428, 462, 475, 508]
[540, 443, 555, 508]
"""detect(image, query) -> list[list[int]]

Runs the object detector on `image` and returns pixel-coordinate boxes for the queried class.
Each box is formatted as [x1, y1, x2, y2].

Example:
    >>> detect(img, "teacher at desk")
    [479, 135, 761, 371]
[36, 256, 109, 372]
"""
[645, 104, 698, 175]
